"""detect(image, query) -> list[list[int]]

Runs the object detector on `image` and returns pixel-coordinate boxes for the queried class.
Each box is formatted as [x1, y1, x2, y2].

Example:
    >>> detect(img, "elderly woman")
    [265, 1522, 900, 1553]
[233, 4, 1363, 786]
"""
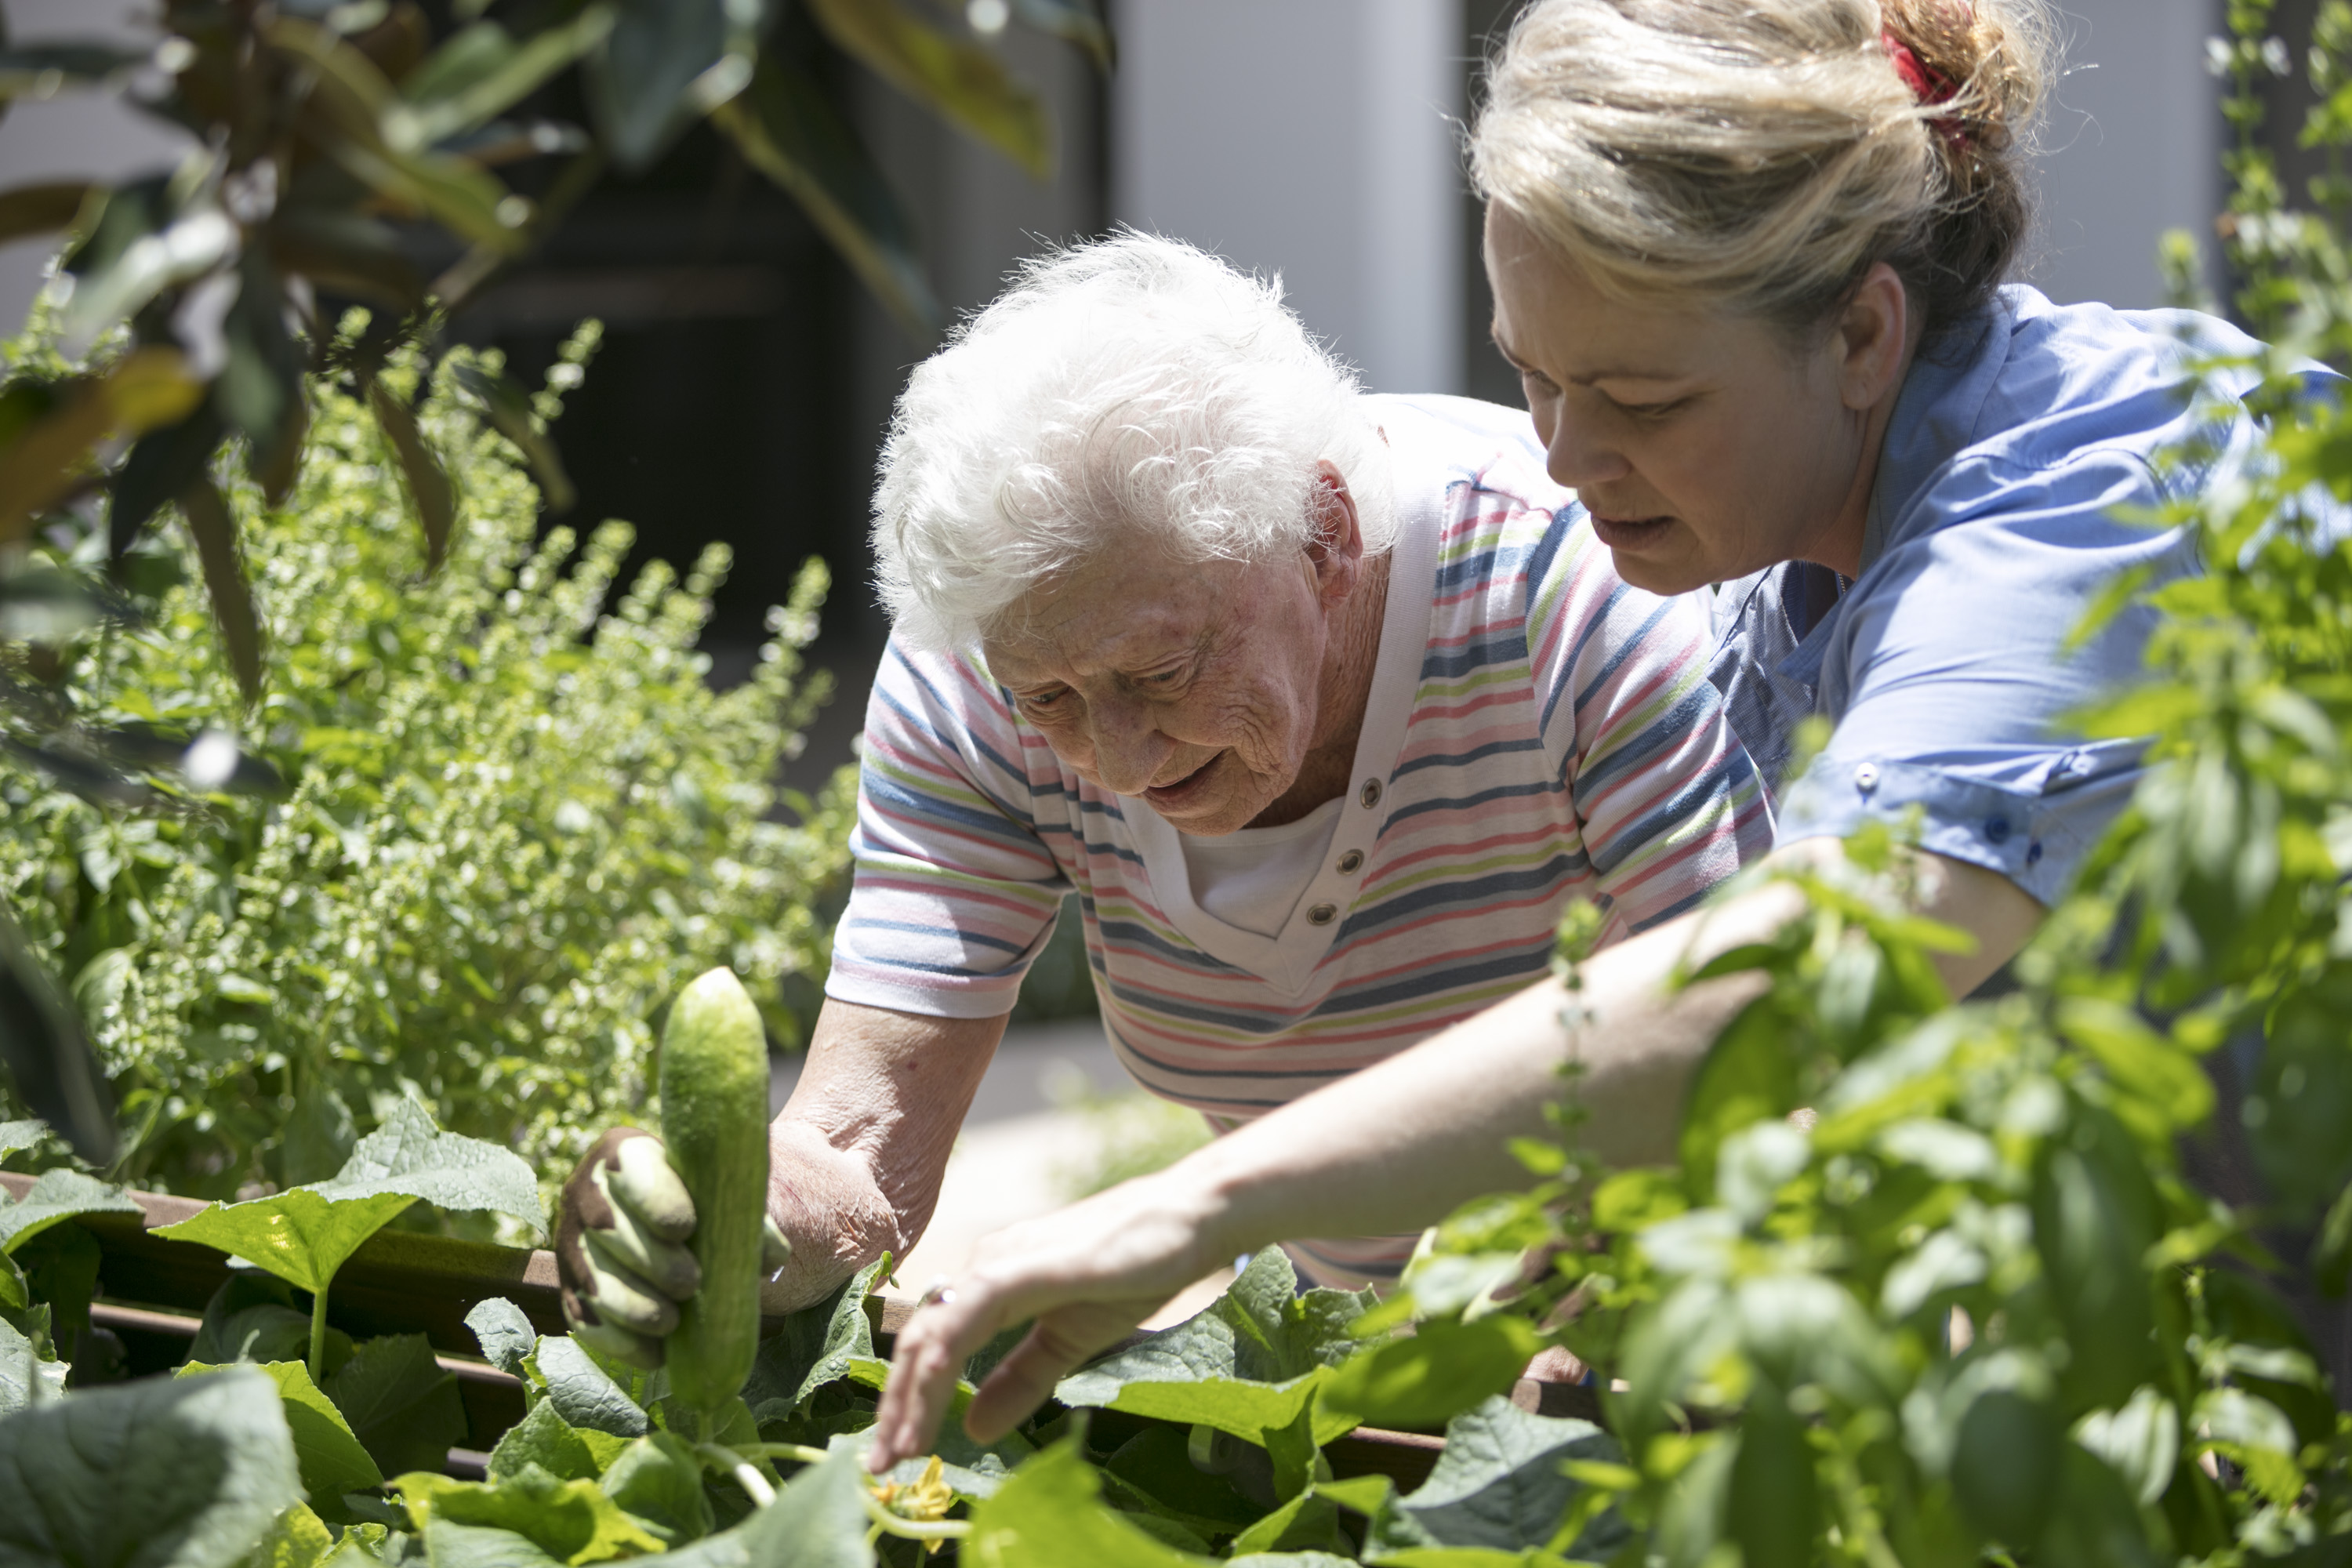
[859, 0, 2331, 1465]
[550, 233, 1769, 1354]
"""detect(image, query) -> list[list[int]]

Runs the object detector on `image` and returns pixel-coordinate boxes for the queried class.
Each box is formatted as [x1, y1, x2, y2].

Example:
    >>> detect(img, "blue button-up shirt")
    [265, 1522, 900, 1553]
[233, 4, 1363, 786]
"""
[1709, 284, 2306, 906]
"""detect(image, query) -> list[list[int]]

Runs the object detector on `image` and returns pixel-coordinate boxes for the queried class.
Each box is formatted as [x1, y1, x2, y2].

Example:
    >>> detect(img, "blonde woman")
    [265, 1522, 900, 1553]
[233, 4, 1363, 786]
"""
[858, 0, 2332, 1463]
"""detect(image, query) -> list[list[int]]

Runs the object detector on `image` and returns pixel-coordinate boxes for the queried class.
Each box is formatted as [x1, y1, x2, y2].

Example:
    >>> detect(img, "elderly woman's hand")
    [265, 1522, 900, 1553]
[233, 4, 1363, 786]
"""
[866, 1169, 1232, 1471]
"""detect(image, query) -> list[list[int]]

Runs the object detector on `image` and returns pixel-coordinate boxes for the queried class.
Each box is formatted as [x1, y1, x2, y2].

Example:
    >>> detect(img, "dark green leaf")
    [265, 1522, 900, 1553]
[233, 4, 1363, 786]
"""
[1374, 1396, 1628, 1560]
[453, 363, 575, 513]
[741, 1254, 885, 1421]
[367, 379, 456, 574]
[0, 1168, 138, 1254]
[394, 8, 619, 149]
[0, 1365, 304, 1568]
[325, 1333, 467, 1478]
[264, 208, 428, 311]
[189, 1273, 348, 1370]
[466, 1296, 539, 1378]
[1951, 1388, 2062, 1547]
[486, 1399, 600, 1484]
[597, 1432, 713, 1546]
[178, 475, 267, 702]
[109, 395, 223, 557]
[802, 0, 1051, 178]
[2032, 1444, 2163, 1568]
[581, 0, 729, 172]
[180, 1358, 384, 1514]
[710, 55, 940, 340]
[13, 1219, 100, 1349]
[531, 1334, 649, 1439]
[1726, 1390, 1817, 1568]
[220, 249, 310, 502]
[2031, 1112, 2161, 1409]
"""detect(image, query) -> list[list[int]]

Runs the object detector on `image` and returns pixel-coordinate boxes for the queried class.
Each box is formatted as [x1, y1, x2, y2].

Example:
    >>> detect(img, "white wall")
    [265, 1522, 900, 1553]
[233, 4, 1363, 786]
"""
[1110, 0, 1465, 394]
[2028, 0, 2223, 308]
[0, 0, 191, 336]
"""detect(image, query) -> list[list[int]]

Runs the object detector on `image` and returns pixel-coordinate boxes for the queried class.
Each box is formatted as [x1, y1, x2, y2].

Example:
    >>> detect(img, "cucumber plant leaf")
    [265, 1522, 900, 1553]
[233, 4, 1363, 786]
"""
[394, 1464, 667, 1563]
[1361, 1397, 1630, 1562]
[0, 1167, 140, 1254]
[243, 1501, 336, 1568]
[964, 1439, 1212, 1567]
[418, 1518, 569, 1568]
[0, 1312, 64, 1415]
[312, 1098, 546, 1236]
[1055, 1250, 1372, 1443]
[597, 1432, 713, 1547]
[179, 1359, 383, 1515]
[154, 1188, 415, 1296]
[531, 1334, 651, 1439]
[488, 1400, 601, 1485]
[324, 1332, 467, 1478]
[189, 1273, 351, 1372]
[0, 1364, 303, 1568]
[0, 1118, 42, 1159]
[741, 1253, 886, 1421]
[467, 1295, 540, 1378]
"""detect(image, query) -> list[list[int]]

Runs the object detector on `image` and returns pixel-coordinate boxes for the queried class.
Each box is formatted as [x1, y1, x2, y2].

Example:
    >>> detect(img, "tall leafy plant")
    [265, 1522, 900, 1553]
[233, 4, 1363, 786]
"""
[0, 316, 856, 1198]
[0, 0, 1108, 1154]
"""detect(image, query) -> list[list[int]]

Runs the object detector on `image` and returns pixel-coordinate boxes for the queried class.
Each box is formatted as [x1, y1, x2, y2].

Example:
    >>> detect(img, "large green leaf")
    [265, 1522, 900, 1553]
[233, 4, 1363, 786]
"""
[179, 474, 266, 702]
[393, 1465, 666, 1562]
[366, 380, 457, 575]
[312, 1098, 545, 1233]
[156, 1101, 544, 1291]
[710, 56, 938, 341]
[1054, 1250, 1372, 1443]
[179, 1359, 383, 1515]
[0, 1120, 42, 1158]
[1362, 1398, 1628, 1562]
[0, 1167, 139, 1254]
[0, 1365, 303, 1568]
[964, 1440, 1210, 1568]
[597, 1433, 712, 1547]
[325, 1332, 467, 1479]
[154, 1187, 415, 1296]
[802, 0, 1051, 177]
[188, 1273, 350, 1372]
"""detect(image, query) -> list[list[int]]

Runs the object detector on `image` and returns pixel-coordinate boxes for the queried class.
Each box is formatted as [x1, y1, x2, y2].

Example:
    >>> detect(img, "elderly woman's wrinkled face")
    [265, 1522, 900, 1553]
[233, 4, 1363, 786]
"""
[982, 476, 1367, 836]
[1483, 205, 1907, 593]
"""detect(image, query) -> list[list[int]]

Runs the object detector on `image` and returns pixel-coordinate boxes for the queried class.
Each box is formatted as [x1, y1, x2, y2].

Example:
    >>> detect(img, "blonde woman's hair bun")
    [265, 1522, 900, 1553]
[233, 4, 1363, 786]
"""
[1472, 0, 2056, 336]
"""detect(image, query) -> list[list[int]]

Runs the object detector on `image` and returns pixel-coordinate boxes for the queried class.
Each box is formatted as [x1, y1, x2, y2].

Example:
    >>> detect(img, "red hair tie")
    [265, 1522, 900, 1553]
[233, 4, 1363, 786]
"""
[1882, 31, 1968, 151]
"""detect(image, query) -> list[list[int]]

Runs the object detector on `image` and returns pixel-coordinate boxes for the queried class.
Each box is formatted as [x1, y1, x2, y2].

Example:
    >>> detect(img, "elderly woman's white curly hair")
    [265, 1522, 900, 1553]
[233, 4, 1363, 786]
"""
[870, 231, 1394, 652]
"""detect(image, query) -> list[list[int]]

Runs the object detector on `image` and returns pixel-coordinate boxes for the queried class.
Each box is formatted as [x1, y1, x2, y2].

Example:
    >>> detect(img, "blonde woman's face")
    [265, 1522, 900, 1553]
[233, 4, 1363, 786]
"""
[1483, 205, 1882, 594]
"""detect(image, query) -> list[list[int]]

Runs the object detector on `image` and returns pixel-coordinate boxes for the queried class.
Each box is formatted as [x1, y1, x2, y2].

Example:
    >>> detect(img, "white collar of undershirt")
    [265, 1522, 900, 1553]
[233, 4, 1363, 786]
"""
[1126, 450, 1439, 996]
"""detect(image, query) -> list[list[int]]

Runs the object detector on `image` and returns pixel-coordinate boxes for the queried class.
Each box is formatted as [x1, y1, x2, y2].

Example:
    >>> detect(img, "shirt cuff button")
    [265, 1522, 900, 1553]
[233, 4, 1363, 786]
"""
[1853, 763, 1880, 794]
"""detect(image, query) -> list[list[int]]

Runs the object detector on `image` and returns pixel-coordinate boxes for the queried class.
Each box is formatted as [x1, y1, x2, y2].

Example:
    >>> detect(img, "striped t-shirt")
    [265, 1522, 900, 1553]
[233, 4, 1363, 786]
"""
[828, 394, 1771, 1283]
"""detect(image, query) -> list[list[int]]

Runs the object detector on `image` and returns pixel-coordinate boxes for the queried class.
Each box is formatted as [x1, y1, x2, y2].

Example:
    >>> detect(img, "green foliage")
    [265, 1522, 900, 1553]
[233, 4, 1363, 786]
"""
[0, 325, 856, 1198]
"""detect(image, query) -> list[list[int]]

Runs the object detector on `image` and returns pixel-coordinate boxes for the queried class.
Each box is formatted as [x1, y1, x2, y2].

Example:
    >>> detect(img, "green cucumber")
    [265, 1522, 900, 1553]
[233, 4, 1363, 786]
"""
[658, 966, 771, 1421]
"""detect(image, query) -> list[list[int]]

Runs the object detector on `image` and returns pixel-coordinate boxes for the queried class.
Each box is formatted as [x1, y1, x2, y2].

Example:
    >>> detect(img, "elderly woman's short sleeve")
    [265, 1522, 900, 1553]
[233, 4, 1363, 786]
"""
[1769, 446, 2193, 906]
[825, 640, 1072, 1018]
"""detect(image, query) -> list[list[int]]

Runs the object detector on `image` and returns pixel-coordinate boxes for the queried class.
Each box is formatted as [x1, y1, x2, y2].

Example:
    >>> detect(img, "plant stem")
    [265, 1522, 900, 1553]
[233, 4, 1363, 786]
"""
[695, 1442, 777, 1509]
[308, 1283, 328, 1382]
[857, 1487, 971, 1543]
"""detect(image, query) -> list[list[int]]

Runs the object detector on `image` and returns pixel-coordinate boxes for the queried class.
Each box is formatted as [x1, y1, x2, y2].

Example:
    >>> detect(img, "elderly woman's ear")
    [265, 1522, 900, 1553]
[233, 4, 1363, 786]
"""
[1304, 459, 1370, 602]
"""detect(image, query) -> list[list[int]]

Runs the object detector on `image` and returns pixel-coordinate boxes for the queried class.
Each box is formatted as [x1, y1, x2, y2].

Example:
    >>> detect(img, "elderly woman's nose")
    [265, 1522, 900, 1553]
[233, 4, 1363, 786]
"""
[1087, 703, 1172, 793]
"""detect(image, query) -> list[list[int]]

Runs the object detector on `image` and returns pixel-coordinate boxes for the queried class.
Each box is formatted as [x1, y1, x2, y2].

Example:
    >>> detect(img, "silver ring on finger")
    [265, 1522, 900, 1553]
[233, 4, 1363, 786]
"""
[918, 1275, 958, 1309]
